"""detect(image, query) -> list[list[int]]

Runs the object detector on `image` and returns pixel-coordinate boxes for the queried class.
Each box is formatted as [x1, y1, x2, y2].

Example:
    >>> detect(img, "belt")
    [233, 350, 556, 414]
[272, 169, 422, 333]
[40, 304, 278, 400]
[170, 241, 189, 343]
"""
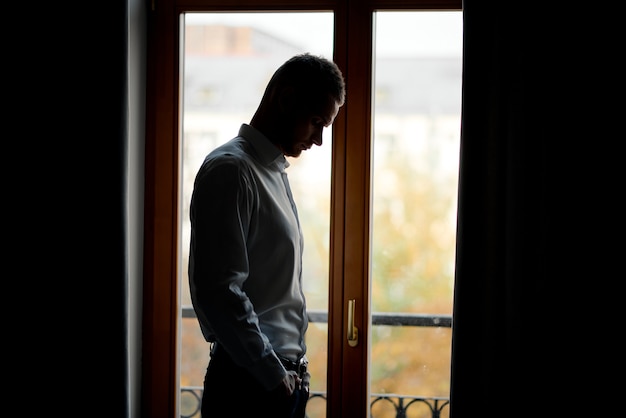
[211, 342, 307, 377]
[278, 354, 308, 377]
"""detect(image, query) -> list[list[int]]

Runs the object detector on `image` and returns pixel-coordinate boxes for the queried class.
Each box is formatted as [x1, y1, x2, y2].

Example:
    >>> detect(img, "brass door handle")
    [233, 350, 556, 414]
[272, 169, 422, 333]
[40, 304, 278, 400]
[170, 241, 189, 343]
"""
[347, 299, 359, 347]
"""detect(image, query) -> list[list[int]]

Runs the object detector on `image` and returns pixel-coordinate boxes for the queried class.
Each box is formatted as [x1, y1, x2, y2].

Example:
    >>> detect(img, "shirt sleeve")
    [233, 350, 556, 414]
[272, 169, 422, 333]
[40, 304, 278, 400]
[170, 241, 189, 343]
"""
[188, 156, 287, 390]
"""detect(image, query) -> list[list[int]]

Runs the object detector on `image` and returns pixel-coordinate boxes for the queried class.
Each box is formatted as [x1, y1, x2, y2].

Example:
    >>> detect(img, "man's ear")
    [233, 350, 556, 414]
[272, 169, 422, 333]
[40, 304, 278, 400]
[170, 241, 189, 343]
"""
[278, 86, 297, 113]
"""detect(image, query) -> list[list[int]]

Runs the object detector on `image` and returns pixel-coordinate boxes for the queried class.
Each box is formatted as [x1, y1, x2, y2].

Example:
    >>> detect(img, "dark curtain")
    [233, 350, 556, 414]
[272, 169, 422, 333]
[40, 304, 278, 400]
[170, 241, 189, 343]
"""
[451, 2, 618, 417]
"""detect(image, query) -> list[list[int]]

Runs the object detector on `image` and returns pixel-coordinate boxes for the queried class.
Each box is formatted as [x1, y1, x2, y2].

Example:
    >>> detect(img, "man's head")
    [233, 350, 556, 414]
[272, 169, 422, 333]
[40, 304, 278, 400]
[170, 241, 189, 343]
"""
[251, 53, 346, 158]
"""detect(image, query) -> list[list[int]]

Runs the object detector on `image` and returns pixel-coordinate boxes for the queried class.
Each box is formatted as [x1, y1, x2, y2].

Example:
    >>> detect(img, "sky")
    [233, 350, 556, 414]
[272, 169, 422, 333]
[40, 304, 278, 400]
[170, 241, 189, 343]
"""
[184, 11, 462, 58]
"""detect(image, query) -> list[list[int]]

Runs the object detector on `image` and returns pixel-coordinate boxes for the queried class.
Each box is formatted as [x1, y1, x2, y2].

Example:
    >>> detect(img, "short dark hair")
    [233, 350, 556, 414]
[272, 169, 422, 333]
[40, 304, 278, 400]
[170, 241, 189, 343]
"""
[268, 53, 346, 106]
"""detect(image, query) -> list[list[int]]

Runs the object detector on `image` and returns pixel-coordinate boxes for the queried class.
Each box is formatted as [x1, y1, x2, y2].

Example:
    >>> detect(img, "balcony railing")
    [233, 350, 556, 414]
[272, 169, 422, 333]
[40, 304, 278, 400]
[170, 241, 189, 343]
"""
[181, 307, 452, 418]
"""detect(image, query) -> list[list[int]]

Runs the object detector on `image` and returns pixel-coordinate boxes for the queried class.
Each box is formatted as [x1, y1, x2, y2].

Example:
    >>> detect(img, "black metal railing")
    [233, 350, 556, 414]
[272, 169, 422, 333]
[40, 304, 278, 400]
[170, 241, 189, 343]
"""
[180, 307, 452, 418]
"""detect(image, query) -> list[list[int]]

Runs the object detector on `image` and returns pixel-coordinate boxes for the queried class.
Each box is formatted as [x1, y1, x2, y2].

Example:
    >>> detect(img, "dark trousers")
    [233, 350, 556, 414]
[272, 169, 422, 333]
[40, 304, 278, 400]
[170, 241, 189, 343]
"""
[201, 349, 309, 418]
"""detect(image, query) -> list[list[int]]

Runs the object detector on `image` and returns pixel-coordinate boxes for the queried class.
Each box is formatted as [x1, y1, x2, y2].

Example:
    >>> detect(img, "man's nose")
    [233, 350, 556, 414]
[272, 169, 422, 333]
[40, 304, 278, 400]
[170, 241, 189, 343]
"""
[313, 131, 323, 146]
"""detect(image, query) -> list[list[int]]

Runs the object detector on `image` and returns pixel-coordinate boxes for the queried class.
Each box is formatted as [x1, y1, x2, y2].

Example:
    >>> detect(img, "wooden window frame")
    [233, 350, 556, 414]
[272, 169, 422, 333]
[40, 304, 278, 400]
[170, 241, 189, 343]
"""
[142, 1, 461, 417]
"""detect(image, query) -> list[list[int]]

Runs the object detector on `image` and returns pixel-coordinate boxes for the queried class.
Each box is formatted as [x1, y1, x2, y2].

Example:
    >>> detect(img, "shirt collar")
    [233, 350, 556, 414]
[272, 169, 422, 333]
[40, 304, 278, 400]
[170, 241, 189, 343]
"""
[238, 124, 289, 170]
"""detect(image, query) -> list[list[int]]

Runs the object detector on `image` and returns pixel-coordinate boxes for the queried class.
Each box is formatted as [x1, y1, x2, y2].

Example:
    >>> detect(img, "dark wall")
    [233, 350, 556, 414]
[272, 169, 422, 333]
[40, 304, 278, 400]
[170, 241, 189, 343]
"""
[25, 2, 131, 416]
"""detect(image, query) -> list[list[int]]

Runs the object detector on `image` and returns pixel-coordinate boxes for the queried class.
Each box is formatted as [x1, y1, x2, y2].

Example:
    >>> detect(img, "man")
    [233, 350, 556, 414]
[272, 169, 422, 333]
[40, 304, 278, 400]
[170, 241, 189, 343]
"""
[188, 53, 346, 417]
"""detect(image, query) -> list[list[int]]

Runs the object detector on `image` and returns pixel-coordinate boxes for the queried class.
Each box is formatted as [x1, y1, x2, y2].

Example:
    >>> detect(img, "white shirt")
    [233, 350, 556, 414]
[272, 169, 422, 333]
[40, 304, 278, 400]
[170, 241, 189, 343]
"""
[188, 124, 308, 390]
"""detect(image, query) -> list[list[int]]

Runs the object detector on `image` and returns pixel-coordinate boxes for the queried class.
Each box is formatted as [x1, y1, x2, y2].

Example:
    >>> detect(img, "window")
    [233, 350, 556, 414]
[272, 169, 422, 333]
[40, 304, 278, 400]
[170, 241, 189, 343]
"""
[143, 2, 462, 417]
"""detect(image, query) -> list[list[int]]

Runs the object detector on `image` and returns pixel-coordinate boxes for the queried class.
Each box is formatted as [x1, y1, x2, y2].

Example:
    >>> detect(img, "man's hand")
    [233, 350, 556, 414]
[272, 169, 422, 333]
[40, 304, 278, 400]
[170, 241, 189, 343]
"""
[301, 370, 311, 393]
[282, 370, 302, 396]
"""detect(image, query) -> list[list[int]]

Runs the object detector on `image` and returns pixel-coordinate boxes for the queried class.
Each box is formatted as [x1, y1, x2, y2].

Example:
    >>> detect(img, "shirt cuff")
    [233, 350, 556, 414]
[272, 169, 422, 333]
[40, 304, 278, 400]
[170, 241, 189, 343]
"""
[248, 352, 288, 391]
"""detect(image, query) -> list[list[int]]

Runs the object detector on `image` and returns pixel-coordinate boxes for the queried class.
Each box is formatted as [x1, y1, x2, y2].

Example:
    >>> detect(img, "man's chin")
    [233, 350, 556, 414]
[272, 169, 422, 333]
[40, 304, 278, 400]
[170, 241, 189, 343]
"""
[286, 149, 303, 158]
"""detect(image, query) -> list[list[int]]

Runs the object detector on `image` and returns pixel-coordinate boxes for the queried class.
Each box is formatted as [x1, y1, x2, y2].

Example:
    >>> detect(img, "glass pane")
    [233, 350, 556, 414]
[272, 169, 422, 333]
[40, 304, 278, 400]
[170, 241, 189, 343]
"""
[178, 12, 333, 418]
[370, 11, 463, 418]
